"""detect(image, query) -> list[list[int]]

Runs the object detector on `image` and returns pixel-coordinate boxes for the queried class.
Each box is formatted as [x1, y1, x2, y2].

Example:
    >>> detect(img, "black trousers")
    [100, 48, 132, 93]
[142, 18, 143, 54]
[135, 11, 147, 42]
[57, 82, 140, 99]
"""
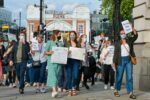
[8, 70, 16, 84]
[103, 64, 115, 86]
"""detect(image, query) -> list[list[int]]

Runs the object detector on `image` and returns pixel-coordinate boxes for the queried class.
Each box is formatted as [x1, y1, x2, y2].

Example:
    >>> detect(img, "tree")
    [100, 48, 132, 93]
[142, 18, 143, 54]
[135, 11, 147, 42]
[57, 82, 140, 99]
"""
[120, 0, 134, 20]
[100, 0, 134, 41]
[100, 0, 134, 21]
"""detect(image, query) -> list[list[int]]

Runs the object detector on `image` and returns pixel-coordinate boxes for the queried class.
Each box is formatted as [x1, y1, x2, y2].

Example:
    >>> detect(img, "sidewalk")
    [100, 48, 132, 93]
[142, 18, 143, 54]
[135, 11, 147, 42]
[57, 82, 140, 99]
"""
[0, 82, 150, 100]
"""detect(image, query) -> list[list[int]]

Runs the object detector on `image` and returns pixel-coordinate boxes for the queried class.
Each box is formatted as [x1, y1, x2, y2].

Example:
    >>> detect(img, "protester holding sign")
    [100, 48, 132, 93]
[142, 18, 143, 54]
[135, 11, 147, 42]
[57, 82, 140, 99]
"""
[45, 30, 62, 98]
[113, 26, 138, 99]
[64, 31, 81, 96]
[31, 34, 47, 93]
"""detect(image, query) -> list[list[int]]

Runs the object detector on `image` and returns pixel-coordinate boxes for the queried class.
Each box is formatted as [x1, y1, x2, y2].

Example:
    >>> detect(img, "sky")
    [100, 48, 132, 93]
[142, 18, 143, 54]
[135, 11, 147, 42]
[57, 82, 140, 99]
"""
[4, 0, 101, 26]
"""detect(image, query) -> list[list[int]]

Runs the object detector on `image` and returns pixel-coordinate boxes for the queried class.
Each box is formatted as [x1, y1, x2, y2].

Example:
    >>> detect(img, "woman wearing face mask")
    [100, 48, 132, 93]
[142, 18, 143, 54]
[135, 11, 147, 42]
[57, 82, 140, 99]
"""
[100, 40, 115, 90]
[30, 34, 47, 93]
[76, 34, 88, 90]
[64, 31, 81, 96]
[113, 27, 138, 99]
[3, 40, 16, 88]
[45, 30, 62, 98]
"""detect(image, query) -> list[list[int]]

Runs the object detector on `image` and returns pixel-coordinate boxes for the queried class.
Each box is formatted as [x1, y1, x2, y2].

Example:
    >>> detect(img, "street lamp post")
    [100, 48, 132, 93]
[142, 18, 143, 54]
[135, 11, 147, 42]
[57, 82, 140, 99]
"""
[34, 0, 47, 34]
[19, 11, 21, 33]
[39, 0, 43, 30]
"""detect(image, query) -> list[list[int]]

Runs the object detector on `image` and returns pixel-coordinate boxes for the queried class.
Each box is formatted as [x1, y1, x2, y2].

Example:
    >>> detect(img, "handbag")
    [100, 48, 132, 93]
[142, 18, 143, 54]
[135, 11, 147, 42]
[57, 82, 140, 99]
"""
[130, 56, 137, 65]
[2, 56, 8, 66]
[32, 60, 40, 67]
[123, 44, 137, 65]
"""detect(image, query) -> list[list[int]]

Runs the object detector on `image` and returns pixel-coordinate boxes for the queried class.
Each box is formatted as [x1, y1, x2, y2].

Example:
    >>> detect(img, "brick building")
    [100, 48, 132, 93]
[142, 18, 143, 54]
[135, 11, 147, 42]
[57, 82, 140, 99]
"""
[27, 4, 90, 42]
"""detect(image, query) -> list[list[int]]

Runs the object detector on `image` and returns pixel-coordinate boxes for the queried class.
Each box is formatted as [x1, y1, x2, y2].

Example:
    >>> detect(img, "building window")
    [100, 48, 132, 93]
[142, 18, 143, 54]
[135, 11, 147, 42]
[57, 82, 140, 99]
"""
[30, 23, 34, 32]
[78, 24, 84, 34]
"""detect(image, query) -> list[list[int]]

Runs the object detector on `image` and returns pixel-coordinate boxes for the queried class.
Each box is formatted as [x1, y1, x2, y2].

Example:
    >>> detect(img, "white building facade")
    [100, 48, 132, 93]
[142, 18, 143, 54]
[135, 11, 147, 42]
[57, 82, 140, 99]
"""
[133, 0, 150, 91]
[26, 4, 90, 42]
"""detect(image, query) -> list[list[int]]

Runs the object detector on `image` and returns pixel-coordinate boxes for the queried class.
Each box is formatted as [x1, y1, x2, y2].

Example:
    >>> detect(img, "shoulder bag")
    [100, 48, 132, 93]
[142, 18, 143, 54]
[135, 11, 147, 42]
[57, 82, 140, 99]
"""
[123, 44, 137, 65]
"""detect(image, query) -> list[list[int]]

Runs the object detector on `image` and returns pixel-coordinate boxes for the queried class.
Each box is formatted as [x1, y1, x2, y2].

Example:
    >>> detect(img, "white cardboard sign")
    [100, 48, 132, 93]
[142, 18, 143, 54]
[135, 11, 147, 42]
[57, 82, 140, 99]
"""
[121, 20, 132, 34]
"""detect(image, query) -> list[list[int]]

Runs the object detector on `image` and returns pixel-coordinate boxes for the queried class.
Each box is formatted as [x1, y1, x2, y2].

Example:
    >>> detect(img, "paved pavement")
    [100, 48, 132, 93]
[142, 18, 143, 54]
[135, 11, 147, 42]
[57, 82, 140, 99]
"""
[0, 82, 150, 100]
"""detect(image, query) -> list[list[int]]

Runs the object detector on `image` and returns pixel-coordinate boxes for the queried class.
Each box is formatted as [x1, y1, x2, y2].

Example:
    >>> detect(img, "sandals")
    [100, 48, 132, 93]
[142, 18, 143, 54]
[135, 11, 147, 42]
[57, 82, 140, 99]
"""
[68, 91, 72, 96]
[114, 91, 120, 97]
[114, 91, 136, 99]
[72, 90, 77, 96]
[68, 90, 77, 96]
[129, 94, 136, 99]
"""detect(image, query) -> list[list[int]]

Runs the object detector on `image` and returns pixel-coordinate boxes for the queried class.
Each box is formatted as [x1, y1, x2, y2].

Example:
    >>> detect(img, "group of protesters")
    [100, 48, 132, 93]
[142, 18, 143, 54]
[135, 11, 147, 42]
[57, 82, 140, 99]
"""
[0, 25, 138, 99]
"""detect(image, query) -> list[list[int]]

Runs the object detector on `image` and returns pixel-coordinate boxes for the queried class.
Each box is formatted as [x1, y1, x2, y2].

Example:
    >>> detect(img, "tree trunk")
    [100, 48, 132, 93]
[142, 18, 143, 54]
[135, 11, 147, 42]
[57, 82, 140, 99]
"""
[112, 0, 122, 42]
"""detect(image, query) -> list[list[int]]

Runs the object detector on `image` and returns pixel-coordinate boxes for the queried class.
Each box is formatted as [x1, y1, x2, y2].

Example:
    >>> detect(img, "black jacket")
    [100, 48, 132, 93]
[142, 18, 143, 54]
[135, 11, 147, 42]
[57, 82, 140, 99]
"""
[10, 41, 30, 63]
[113, 33, 138, 65]
[0, 45, 5, 60]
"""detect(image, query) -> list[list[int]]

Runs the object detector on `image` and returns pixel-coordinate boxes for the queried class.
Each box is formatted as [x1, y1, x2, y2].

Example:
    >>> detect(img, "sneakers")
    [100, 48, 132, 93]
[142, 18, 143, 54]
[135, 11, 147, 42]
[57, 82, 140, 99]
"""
[110, 86, 115, 90]
[40, 88, 46, 93]
[36, 88, 40, 93]
[33, 83, 37, 87]
[58, 87, 62, 92]
[9, 84, 13, 88]
[63, 89, 67, 92]
[13, 83, 17, 88]
[104, 85, 108, 90]
[19, 89, 24, 94]
[25, 83, 30, 87]
[51, 92, 58, 98]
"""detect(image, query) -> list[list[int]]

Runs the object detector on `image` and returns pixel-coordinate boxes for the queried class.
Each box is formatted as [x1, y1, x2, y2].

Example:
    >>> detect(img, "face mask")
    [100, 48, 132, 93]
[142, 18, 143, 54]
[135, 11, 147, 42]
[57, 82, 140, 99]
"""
[20, 36, 25, 42]
[83, 38, 87, 42]
[70, 35, 75, 41]
[120, 34, 126, 39]
[57, 36, 61, 41]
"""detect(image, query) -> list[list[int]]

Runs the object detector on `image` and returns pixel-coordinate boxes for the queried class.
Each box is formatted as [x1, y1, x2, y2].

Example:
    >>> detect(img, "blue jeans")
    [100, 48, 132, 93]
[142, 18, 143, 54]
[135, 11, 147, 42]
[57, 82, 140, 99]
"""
[115, 56, 133, 93]
[33, 67, 40, 83]
[25, 67, 34, 84]
[39, 61, 47, 83]
[15, 62, 27, 89]
[66, 58, 80, 90]
[58, 65, 67, 89]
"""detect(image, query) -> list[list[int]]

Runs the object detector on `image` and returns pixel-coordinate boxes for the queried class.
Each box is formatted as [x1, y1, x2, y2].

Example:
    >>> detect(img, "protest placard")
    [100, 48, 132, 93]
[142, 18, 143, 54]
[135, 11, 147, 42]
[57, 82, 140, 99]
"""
[51, 47, 68, 64]
[121, 20, 132, 34]
[32, 38, 39, 51]
[68, 47, 86, 61]
[8, 33, 17, 41]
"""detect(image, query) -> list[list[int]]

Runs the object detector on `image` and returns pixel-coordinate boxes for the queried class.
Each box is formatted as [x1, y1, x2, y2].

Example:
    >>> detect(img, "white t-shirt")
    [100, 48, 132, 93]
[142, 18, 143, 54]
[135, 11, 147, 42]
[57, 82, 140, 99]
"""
[100, 47, 108, 64]
[32, 43, 47, 63]
[121, 44, 130, 57]
[104, 45, 114, 65]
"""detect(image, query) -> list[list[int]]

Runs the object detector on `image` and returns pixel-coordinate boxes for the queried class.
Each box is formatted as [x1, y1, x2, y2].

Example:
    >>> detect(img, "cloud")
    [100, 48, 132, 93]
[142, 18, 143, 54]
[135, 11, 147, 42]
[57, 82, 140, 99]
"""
[62, 3, 79, 12]
[47, 4, 56, 10]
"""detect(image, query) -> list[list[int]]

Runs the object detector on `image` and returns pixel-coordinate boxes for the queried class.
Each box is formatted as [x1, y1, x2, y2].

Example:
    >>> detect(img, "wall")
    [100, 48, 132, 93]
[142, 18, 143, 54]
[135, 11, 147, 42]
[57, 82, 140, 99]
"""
[133, 0, 150, 91]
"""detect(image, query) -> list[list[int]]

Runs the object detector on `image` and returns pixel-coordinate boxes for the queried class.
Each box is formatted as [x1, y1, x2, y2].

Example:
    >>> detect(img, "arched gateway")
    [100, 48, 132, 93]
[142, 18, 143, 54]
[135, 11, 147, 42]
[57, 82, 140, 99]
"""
[46, 21, 72, 31]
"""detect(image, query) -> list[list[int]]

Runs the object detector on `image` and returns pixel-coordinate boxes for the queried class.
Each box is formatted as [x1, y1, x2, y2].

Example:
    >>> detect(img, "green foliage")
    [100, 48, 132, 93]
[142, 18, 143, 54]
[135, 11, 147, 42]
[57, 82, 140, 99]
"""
[100, 0, 134, 21]
[120, 0, 134, 20]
